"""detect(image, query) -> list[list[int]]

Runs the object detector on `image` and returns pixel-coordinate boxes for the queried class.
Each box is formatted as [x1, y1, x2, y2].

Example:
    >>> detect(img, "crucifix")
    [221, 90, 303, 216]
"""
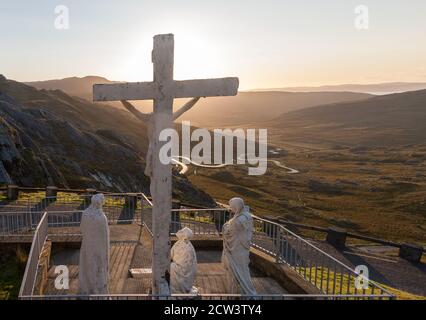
[93, 34, 239, 295]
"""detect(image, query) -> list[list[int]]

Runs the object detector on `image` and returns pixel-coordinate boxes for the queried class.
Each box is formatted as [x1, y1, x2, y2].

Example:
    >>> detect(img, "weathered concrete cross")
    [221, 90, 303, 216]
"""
[93, 34, 239, 295]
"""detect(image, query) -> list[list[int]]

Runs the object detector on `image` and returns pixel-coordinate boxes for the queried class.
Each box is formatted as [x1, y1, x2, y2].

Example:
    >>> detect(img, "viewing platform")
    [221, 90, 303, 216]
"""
[41, 225, 287, 296]
[0, 187, 397, 300]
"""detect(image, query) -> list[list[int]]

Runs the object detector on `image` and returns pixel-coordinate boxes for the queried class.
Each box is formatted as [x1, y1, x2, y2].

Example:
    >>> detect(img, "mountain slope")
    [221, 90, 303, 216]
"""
[0, 75, 214, 206]
[24, 76, 373, 127]
[268, 89, 426, 146]
[176, 91, 373, 127]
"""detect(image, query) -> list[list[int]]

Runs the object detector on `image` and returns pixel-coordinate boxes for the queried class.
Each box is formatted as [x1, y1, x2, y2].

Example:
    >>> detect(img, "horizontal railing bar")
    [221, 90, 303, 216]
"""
[172, 208, 228, 212]
[141, 193, 153, 207]
[18, 212, 48, 297]
[277, 219, 424, 251]
[20, 293, 394, 300]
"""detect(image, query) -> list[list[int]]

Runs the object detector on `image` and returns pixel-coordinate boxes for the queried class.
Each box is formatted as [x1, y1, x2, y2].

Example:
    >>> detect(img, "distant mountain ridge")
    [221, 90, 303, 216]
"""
[25, 76, 374, 128]
[251, 82, 426, 95]
[25, 76, 119, 102]
[176, 91, 374, 127]
[268, 89, 426, 146]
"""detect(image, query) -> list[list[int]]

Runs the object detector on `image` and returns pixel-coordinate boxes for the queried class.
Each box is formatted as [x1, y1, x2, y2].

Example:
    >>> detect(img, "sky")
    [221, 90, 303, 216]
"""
[1, 0, 426, 90]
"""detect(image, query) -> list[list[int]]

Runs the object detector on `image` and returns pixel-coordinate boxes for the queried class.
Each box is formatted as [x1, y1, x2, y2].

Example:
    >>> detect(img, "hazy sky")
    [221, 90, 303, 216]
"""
[1, 0, 426, 90]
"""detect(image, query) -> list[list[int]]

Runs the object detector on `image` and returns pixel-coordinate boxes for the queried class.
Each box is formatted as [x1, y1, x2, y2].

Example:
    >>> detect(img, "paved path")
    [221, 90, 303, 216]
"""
[171, 155, 299, 175]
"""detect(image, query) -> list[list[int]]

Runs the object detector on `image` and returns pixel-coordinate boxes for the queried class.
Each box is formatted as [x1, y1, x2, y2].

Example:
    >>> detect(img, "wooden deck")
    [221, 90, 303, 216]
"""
[46, 242, 136, 295]
[43, 225, 287, 296]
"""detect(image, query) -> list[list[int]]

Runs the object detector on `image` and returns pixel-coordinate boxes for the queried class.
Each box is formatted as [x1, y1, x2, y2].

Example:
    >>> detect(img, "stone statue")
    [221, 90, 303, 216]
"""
[120, 98, 201, 177]
[170, 227, 198, 294]
[222, 197, 257, 295]
[78, 193, 110, 295]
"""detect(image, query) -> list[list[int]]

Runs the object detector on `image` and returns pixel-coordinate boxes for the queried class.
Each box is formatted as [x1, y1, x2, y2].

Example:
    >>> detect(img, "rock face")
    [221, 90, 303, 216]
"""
[0, 78, 215, 206]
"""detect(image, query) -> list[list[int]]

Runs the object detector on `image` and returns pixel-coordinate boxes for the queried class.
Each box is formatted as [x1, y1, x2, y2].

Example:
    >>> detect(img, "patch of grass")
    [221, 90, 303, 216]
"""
[16, 191, 46, 204]
[188, 146, 426, 244]
[294, 266, 425, 300]
[0, 251, 27, 300]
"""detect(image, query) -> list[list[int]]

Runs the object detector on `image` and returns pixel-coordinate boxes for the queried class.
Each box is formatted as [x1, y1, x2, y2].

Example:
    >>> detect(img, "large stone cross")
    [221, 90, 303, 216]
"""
[93, 34, 239, 295]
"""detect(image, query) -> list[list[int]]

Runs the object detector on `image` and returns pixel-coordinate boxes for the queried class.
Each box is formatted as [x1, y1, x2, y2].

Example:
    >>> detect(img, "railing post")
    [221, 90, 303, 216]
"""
[140, 196, 144, 226]
[125, 193, 138, 222]
[84, 188, 96, 207]
[399, 243, 423, 263]
[171, 200, 181, 233]
[45, 186, 58, 199]
[275, 226, 282, 263]
[7, 185, 19, 200]
[326, 227, 347, 249]
[214, 209, 229, 234]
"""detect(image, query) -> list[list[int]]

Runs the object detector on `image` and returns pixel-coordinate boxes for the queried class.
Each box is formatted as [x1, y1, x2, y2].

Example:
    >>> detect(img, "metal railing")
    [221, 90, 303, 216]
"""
[146, 205, 393, 299]
[19, 293, 394, 300]
[35, 193, 142, 225]
[170, 208, 230, 235]
[140, 193, 153, 236]
[0, 193, 144, 235]
[0, 211, 34, 235]
[251, 215, 394, 299]
[18, 212, 48, 297]
[13, 192, 394, 300]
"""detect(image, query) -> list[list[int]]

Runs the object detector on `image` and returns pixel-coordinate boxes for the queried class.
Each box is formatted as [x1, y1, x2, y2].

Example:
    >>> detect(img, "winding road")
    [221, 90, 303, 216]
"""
[171, 155, 299, 175]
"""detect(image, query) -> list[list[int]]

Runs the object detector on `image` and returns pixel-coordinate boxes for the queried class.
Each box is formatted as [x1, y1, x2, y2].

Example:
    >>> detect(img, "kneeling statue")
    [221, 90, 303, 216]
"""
[170, 227, 198, 294]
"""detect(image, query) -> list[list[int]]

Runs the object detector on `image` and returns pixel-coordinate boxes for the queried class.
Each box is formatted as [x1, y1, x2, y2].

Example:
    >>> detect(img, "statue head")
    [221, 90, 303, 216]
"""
[90, 193, 105, 210]
[176, 227, 193, 241]
[229, 197, 246, 215]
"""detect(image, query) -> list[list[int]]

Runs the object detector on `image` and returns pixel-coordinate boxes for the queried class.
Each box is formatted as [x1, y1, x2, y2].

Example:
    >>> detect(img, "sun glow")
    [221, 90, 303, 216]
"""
[114, 23, 229, 83]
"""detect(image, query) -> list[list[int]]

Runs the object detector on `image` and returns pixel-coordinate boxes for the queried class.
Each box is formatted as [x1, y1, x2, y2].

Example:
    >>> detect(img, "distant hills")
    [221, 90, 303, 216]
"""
[24, 76, 373, 127]
[175, 91, 373, 127]
[268, 89, 426, 146]
[0, 75, 214, 206]
[251, 82, 426, 95]
[22, 75, 426, 146]
[25, 76, 118, 102]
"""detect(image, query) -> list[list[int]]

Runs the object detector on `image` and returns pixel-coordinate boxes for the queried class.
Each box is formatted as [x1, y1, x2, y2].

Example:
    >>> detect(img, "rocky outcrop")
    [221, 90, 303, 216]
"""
[0, 76, 215, 206]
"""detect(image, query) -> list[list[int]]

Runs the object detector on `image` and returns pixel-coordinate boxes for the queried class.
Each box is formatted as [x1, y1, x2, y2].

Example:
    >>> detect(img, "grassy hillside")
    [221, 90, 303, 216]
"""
[268, 89, 426, 146]
[186, 90, 426, 244]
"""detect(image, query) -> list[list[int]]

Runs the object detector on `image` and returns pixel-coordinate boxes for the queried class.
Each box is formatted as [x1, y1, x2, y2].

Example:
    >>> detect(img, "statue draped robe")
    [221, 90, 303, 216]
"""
[222, 207, 257, 295]
[78, 195, 110, 295]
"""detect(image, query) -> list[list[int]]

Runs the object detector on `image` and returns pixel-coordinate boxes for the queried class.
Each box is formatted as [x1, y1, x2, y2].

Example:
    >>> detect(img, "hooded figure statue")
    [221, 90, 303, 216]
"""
[170, 227, 198, 294]
[78, 193, 110, 295]
[221, 197, 257, 295]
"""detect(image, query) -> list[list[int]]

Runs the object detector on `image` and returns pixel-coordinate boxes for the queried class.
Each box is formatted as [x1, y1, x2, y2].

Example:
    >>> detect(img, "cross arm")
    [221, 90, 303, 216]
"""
[172, 77, 239, 99]
[173, 97, 201, 120]
[93, 82, 157, 102]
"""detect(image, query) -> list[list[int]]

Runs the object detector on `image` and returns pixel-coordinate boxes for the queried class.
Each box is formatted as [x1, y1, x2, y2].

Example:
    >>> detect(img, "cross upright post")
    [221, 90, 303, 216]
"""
[93, 33, 239, 295]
